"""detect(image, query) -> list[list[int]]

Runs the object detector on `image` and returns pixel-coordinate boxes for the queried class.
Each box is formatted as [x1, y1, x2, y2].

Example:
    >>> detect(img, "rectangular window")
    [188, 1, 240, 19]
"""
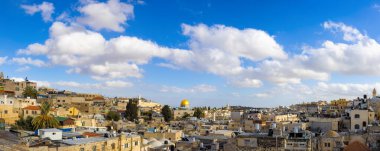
[125, 143, 129, 148]
[355, 114, 360, 118]
[101, 144, 105, 151]
[135, 141, 139, 146]
[4, 110, 8, 114]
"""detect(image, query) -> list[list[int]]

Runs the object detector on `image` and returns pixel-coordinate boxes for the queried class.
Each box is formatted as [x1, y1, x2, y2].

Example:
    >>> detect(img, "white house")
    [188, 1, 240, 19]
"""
[38, 128, 62, 140]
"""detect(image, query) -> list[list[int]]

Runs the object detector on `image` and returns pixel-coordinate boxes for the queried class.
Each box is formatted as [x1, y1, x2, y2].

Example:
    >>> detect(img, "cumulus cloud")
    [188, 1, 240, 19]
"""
[167, 24, 287, 76]
[299, 21, 380, 75]
[160, 84, 217, 93]
[18, 21, 184, 80]
[21, 2, 54, 22]
[77, 0, 134, 32]
[11, 57, 47, 67]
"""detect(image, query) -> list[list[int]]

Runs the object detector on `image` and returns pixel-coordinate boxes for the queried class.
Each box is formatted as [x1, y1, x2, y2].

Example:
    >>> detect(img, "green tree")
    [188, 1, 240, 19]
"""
[22, 86, 38, 99]
[32, 101, 59, 129]
[161, 105, 173, 122]
[13, 116, 34, 131]
[182, 112, 190, 119]
[125, 100, 138, 121]
[106, 111, 121, 121]
[193, 108, 204, 119]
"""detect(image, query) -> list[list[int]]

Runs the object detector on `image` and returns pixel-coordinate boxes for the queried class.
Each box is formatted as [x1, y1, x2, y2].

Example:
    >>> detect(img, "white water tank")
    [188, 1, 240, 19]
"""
[293, 126, 299, 133]
[271, 123, 277, 129]
[255, 123, 260, 131]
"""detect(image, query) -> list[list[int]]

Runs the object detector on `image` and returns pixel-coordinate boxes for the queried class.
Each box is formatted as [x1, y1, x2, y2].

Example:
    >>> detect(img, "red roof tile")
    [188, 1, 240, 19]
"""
[23, 106, 40, 110]
[82, 132, 102, 137]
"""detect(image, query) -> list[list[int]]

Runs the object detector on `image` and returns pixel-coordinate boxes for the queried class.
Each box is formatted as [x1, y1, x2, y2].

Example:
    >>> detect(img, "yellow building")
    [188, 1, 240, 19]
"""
[68, 107, 80, 117]
[0, 104, 19, 124]
[22, 105, 41, 118]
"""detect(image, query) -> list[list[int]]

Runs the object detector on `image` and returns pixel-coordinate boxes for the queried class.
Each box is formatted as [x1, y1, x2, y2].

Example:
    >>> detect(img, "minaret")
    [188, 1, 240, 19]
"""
[373, 88, 377, 98]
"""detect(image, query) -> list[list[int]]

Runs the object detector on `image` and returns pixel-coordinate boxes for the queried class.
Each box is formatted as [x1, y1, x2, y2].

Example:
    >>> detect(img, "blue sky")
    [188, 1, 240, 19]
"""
[2, 0, 380, 107]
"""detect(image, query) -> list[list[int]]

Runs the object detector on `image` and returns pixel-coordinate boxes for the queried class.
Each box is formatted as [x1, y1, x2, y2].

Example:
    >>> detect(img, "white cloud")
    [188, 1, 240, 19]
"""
[160, 84, 217, 93]
[21, 2, 54, 22]
[55, 80, 132, 89]
[17, 43, 49, 55]
[253, 93, 269, 98]
[10, 77, 25, 82]
[229, 78, 263, 88]
[15, 66, 31, 72]
[33, 80, 51, 88]
[11, 57, 46, 67]
[77, 0, 134, 32]
[0, 57, 7, 65]
[299, 21, 380, 75]
[18, 21, 185, 80]
[168, 24, 287, 77]
[104, 80, 133, 88]
[55, 81, 82, 87]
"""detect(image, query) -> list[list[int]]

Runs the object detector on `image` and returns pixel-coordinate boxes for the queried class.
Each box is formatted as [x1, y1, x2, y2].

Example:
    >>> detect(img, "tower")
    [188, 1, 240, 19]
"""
[373, 88, 377, 98]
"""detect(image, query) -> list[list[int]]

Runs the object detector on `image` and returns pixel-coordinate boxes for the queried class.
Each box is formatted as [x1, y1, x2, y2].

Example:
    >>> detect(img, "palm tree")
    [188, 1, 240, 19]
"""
[32, 101, 59, 130]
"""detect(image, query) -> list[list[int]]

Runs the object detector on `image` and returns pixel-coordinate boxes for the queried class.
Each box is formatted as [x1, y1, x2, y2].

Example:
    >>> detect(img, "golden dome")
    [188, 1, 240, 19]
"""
[180, 99, 190, 107]
[325, 130, 340, 138]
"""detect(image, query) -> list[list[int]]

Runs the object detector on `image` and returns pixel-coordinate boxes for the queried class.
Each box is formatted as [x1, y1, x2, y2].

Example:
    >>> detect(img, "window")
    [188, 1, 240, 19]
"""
[26, 110, 29, 114]
[101, 144, 105, 151]
[355, 114, 360, 118]
[355, 124, 360, 129]
[363, 122, 367, 127]
[244, 139, 250, 145]
[124, 143, 129, 148]
[80, 148, 84, 151]
[111, 143, 116, 149]
[4, 110, 7, 114]
[135, 141, 139, 146]
[58, 100, 60, 102]
[92, 146, 96, 151]
[63, 100, 65, 102]
[52, 133, 56, 135]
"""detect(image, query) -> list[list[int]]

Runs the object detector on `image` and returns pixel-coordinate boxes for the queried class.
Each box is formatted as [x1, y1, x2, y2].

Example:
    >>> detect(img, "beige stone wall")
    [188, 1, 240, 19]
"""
[237, 137, 258, 148]
[350, 109, 369, 131]
[0, 104, 19, 124]
[173, 109, 194, 120]
[144, 131, 182, 142]
[29, 135, 141, 151]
